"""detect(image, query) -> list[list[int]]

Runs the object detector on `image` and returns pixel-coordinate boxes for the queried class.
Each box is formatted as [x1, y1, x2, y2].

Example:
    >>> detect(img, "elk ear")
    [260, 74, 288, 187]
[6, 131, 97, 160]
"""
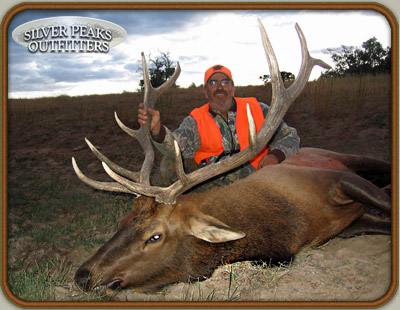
[188, 213, 246, 243]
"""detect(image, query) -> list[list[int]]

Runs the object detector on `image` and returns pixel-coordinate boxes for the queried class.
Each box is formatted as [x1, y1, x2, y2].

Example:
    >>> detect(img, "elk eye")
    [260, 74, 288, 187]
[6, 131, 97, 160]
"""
[147, 234, 162, 244]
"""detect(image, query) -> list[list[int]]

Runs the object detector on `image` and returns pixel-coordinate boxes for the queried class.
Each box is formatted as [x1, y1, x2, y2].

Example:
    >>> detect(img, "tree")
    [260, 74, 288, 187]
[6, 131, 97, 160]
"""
[360, 37, 391, 73]
[322, 37, 391, 77]
[281, 71, 296, 81]
[259, 71, 295, 84]
[138, 52, 178, 89]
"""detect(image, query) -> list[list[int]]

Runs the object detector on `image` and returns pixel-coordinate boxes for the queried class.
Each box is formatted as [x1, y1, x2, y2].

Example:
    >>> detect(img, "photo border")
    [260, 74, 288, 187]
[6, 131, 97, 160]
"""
[1, 2, 398, 308]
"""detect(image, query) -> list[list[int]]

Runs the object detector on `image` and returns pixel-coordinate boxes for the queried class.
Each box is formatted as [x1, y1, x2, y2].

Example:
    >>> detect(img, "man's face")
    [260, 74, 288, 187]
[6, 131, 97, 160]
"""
[203, 73, 235, 116]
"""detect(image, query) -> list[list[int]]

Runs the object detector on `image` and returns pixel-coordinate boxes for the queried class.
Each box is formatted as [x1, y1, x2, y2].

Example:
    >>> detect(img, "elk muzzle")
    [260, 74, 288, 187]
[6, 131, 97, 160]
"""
[75, 264, 125, 292]
[74, 265, 92, 291]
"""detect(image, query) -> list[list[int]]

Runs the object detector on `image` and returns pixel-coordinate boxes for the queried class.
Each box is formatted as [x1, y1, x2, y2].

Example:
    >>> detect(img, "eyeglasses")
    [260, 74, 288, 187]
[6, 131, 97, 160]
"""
[207, 79, 231, 87]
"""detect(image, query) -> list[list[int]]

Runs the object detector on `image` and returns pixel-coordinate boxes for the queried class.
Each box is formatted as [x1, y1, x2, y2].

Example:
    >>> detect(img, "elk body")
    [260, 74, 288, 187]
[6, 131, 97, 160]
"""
[72, 20, 391, 293]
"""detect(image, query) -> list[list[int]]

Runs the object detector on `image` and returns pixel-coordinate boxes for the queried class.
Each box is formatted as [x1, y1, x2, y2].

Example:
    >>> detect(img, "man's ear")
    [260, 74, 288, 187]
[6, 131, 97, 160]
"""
[202, 87, 209, 99]
[187, 212, 246, 243]
[231, 84, 235, 96]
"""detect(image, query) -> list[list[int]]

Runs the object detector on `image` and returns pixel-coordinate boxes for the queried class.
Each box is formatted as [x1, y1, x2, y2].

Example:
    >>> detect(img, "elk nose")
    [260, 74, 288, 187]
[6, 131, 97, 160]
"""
[74, 266, 92, 291]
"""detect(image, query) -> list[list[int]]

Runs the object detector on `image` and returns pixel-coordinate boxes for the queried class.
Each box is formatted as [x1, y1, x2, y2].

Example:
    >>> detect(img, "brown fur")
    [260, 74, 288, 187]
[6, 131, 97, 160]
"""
[75, 148, 391, 293]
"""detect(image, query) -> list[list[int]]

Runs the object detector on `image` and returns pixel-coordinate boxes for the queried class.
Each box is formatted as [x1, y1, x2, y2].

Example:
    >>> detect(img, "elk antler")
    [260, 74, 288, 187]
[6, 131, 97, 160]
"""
[72, 53, 181, 192]
[73, 20, 330, 205]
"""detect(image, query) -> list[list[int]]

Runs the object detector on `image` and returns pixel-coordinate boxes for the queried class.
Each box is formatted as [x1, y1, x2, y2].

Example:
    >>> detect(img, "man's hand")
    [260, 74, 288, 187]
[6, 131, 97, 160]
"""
[138, 103, 161, 135]
[258, 154, 280, 169]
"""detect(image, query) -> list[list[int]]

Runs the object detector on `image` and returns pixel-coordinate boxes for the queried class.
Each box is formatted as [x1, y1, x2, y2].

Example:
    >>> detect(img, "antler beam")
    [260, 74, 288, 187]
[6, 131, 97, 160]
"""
[153, 20, 330, 203]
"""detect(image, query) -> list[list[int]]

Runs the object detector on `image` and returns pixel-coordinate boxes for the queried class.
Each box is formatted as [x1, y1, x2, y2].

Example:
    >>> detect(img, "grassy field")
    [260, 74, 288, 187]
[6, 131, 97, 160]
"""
[4, 73, 393, 303]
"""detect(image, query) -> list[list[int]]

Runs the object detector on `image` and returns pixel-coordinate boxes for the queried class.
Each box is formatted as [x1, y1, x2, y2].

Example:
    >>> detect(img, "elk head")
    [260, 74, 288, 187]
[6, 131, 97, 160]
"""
[74, 196, 247, 292]
[72, 20, 330, 293]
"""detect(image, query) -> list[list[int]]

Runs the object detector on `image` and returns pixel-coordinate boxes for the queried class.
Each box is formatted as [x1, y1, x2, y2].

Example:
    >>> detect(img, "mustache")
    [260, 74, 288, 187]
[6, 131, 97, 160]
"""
[213, 90, 227, 96]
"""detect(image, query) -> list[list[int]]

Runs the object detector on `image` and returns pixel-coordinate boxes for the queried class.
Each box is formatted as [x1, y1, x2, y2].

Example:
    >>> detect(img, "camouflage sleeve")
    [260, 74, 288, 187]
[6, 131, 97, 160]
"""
[152, 116, 201, 159]
[259, 102, 300, 159]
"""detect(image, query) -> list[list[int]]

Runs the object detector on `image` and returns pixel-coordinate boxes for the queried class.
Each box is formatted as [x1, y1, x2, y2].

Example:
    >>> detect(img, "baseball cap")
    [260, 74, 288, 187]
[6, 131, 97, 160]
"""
[204, 65, 233, 85]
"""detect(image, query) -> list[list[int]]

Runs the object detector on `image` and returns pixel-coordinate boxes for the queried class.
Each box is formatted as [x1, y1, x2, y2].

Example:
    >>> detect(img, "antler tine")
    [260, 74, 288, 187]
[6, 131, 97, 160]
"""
[257, 19, 284, 100]
[173, 140, 189, 185]
[121, 52, 156, 185]
[72, 158, 138, 195]
[142, 52, 181, 110]
[84, 138, 141, 181]
[101, 162, 168, 200]
[286, 23, 331, 100]
[71, 137, 142, 192]
[256, 20, 330, 152]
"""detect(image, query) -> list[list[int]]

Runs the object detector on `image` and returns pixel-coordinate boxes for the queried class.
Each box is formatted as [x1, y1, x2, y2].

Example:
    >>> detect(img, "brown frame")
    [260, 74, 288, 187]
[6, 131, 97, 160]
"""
[1, 2, 398, 308]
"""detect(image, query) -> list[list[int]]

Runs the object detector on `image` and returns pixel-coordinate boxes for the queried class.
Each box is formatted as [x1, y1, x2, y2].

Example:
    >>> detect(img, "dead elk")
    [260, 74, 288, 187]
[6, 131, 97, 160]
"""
[72, 21, 391, 293]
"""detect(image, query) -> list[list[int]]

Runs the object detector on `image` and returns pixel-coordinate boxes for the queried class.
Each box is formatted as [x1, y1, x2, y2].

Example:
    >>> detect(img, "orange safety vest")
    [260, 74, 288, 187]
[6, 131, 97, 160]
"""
[190, 97, 269, 169]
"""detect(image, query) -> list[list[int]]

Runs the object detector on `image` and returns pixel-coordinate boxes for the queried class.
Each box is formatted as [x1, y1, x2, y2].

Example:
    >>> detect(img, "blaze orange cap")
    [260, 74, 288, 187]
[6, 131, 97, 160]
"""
[204, 65, 233, 85]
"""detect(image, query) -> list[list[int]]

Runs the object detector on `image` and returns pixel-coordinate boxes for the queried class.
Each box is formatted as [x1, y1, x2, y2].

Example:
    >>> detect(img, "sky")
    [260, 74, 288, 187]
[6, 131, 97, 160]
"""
[7, 9, 392, 99]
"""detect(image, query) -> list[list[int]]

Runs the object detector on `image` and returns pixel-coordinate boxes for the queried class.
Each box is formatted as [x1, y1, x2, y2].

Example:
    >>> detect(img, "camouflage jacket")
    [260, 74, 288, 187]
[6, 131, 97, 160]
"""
[152, 98, 300, 190]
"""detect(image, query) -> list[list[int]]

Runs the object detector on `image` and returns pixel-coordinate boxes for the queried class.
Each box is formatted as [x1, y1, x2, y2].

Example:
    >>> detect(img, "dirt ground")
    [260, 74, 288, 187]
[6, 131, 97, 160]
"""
[5, 78, 396, 306]
[109, 235, 392, 302]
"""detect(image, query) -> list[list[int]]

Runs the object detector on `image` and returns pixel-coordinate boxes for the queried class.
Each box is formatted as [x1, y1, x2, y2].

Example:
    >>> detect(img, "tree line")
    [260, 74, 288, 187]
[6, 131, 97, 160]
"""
[139, 36, 391, 88]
